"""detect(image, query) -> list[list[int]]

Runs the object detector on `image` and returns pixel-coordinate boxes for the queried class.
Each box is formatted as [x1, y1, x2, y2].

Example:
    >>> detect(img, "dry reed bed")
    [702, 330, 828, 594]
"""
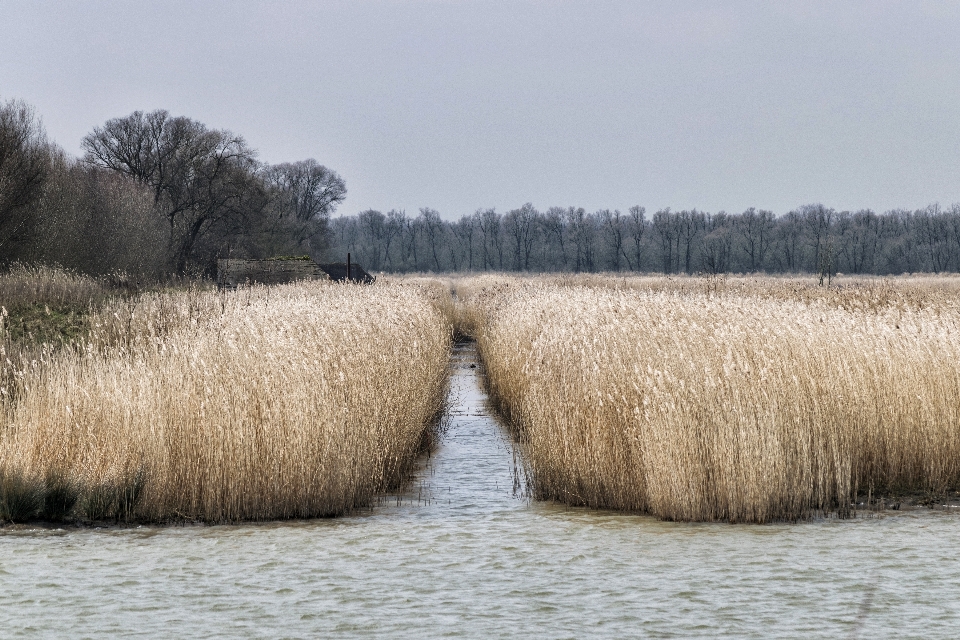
[461, 275, 960, 522]
[0, 264, 116, 405]
[0, 263, 111, 310]
[0, 280, 451, 523]
[455, 272, 960, 312]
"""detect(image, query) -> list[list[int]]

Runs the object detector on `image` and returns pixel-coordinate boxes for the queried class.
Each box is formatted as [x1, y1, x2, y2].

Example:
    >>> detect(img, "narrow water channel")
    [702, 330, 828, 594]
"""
[2, 342, 960, 638]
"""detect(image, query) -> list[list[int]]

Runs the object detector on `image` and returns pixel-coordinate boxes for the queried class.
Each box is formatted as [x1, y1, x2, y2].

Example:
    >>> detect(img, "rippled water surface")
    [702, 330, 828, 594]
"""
[2, 342, 960, 638]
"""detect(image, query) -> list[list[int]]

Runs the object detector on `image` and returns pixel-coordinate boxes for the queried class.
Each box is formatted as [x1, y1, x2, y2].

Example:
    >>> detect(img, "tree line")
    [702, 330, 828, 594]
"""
[0, 98, 345, 278]
[329, 202, 960, 276]
[5, 97, 960, 279]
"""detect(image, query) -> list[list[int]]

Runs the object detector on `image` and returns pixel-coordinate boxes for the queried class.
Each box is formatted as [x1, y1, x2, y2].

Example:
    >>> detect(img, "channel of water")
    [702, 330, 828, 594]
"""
[1, 342, 960, 638]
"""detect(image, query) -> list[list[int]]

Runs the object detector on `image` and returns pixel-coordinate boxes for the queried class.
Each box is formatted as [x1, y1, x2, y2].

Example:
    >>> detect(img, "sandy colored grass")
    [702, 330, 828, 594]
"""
[459, 274, 960, 523]
[0, 279, 451, 523]
[0, 263, 112, 310]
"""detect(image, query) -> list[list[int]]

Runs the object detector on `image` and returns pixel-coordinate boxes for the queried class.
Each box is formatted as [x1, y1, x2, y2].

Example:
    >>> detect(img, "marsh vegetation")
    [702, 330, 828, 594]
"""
[456, 274, 960, 522]
[3, 266, 960, 526]
[0, 273, 450, 523]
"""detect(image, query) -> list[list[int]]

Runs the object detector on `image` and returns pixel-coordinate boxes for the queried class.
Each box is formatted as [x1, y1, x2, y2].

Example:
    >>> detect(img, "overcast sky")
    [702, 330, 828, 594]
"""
[3, 1, 960, 219]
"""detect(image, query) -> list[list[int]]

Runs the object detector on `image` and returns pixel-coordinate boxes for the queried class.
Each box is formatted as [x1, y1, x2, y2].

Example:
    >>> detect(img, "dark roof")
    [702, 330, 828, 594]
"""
[317, 262, 375, 283]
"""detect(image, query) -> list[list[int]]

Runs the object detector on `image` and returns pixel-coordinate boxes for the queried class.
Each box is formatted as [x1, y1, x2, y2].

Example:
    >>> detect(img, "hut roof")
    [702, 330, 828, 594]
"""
[317, 262, 375, 283]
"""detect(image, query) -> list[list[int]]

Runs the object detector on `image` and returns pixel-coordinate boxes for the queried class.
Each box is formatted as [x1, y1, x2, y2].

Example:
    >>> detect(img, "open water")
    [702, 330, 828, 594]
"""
[2, 342, 960, 638]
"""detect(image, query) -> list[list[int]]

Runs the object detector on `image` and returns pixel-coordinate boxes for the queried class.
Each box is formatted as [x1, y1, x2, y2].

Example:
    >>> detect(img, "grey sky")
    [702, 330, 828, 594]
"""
[3, 1, 959, 219]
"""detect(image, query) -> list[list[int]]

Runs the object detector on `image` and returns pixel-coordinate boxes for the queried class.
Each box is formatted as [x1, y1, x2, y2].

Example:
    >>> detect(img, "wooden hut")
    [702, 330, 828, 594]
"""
[216, 257, 329, 288]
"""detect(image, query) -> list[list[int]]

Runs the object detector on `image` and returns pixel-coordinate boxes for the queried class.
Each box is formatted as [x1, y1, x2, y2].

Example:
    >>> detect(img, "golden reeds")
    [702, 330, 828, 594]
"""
[0, 264, 115, 410]
[461, 275, 960, 522]
[0, 263, 110, 310]
[0, 280, 451, 523]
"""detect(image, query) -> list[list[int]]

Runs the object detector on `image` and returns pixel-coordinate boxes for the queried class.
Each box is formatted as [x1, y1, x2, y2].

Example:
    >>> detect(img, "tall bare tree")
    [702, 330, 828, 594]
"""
[835, 209, 881, 274]
[83, 110, 264, 272]
[700, 212, 733, 274]
[477, 208, 503, 270]
[566, 207, 596, 272]
[505, 203, 537, 270]
[735, 207, 775, 271]
[600, 209, 629, 271]
[543, 206, 568, 270]
[419, 207, 445, 271]
[913, 204, 952, 273]
[0, 99, 50, 260]
[627, 205, 646, 271]
[451, 215, 477, 270]
[264, 159, 346, 258]
[652, 208, 679, 273]
[357, 209, 386, 270]
[383, 210, 406, 270]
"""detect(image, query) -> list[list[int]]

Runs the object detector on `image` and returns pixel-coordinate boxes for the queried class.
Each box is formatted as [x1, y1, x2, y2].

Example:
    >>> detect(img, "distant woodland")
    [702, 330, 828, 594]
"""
[329, 205, 960, 277]
[4, 98, 960, 278]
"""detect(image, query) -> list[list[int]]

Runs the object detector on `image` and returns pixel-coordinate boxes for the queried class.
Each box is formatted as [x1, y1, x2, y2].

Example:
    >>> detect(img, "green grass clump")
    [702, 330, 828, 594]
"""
[2, 304, 90, 346]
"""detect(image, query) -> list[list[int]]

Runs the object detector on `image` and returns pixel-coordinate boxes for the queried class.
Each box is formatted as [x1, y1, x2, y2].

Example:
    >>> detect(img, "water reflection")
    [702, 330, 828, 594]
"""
[1, 342, 959, 638]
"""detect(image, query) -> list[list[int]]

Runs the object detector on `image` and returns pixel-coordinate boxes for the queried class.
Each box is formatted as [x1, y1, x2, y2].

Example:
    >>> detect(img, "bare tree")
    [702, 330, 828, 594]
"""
[878, 209, 919, 273]
[627, 205, 646, 271]
[700, 212, 733, 274]
[451, 215, 477, 270]
[774, 210, 803, 271]
[264, 159, 346, 257]
[652, 208, 679, 273]
[36, 152, 166, 277]
[505, 203, 537, 270]
[383, 210, 406, 270]
[566, 207, 596, 272]
[677, 210, 706, 274]
[357, 209, 386, 270]
[0, 99, 50, 260]
[401, 212, 420, 270]
[914, 204, 952, 272]
[543, 206, 568, 270]
[949, 204, 960, 273]
[477, 208, 503, 270]
[735, 207, 775, 271]
[419, 207, 445, 271]
[83, 110, 265, 272]
[836, 209, 881, 274]
[329, 214, 360, 262]
[600, 209, 630, 271]
[797, 204, 834, 276]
